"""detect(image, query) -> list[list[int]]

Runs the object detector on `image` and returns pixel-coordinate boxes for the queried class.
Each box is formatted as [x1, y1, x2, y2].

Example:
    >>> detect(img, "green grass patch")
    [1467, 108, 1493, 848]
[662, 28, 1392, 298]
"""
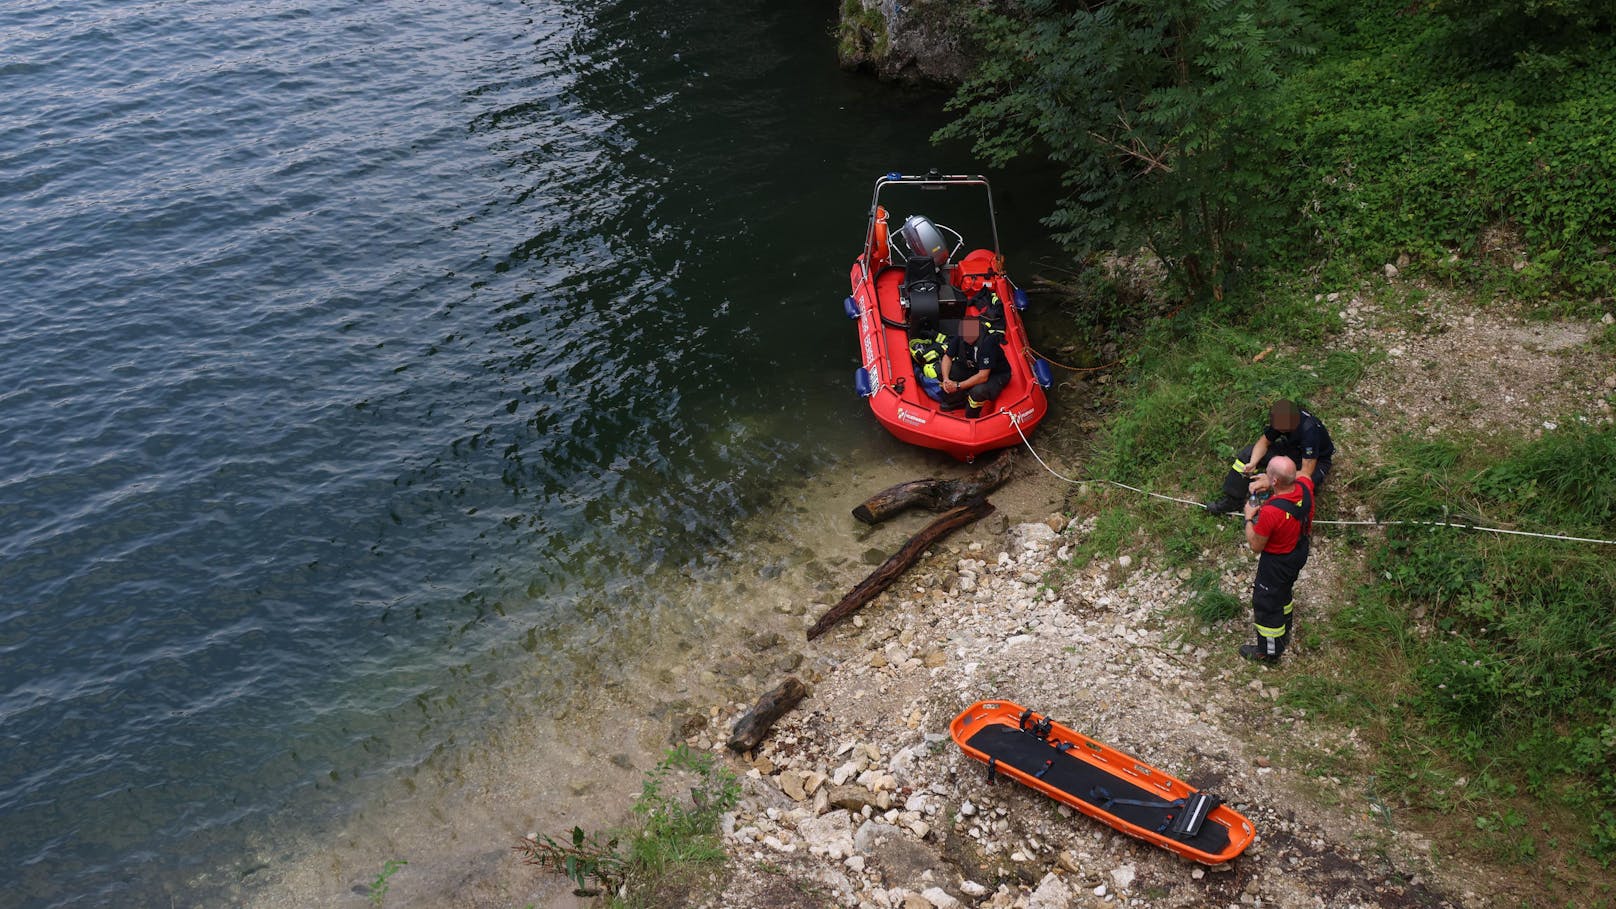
[1081, 274, 1358, 499]
[1354, 424, 1616, 861]
[1064, 506, 1137, 568]
[1186, 569, 1243, 625]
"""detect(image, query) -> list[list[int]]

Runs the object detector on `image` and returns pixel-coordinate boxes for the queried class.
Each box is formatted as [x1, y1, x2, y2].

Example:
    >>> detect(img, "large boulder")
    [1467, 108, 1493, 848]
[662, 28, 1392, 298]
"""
[854, 819, 945, 888]
[836, 0, 976, 86]
[1008, 521, 1059, 552]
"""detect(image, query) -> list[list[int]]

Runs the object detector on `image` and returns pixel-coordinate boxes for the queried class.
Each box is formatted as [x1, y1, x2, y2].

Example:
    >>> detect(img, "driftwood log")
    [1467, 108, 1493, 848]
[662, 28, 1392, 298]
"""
[726, 676, 809, 753]
[807, 499, 996, 641]
[851, 449, 1016, 525]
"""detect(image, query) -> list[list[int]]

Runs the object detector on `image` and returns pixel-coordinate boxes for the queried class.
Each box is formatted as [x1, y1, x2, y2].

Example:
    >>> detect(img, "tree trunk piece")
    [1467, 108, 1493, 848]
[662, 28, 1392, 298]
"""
[851, 450, 1016, 525]
[807, 499, 995, 641]
[726, 676, 810, 753]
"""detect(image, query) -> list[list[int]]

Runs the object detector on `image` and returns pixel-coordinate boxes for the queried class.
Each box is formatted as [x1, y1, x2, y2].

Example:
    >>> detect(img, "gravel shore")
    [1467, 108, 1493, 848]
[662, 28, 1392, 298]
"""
[684, 505, 1483, 909]
[679, 287, 1616, 909]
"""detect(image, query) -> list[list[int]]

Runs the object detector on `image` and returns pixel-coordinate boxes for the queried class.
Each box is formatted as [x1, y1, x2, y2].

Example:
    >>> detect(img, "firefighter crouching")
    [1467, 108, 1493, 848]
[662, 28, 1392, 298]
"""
[1207, 399, 1334, 515]
[1241, 455, 1314, 663]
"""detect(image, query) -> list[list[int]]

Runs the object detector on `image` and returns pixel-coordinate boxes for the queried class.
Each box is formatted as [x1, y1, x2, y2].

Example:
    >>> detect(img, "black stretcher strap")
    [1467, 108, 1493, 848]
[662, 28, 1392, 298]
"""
[1090, 785, 1181, 811]
[1169, 792, 1220, 838]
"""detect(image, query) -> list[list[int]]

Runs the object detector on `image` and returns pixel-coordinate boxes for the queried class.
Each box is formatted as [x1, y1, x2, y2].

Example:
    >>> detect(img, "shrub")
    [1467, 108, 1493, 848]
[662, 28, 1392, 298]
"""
[516, 746, 740, 904]
[941, 0, 1318, 301]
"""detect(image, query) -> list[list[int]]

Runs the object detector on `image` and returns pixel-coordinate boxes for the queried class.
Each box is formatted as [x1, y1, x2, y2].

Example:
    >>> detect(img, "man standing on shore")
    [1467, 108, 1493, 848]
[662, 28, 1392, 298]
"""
[1240, 455, 1314, 663]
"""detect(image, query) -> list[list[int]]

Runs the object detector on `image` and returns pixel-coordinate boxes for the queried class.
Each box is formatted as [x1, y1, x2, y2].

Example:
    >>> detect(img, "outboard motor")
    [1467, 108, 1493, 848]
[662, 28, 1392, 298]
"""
[899, 215, 949, 267]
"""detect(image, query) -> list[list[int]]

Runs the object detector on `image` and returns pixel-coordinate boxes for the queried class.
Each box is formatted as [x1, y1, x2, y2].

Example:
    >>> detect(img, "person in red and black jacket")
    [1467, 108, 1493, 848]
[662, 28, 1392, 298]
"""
[1240, 455, 1314, 663]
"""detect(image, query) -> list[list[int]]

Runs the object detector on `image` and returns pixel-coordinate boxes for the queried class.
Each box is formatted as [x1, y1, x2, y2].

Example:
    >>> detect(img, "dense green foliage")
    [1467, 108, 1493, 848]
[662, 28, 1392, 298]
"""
[1430, 0, 1616, 67]
[945, 0, 1616, 300]
[1280, 6, 1616, 299]
[941, 0, 1316, 299]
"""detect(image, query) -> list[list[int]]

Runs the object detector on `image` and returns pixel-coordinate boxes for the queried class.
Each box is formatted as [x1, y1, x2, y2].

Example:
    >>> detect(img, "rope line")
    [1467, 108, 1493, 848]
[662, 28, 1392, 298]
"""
[1021, 344, 1121, 374]
[1003, 413, 1616, 548]
[1311, 519, 1616, 546]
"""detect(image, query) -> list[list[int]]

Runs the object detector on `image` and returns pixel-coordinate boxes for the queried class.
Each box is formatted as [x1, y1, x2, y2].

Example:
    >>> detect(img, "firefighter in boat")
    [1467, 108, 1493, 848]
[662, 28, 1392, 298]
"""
[909, 289, 1008, 404]
[939, 316, 1011, 417]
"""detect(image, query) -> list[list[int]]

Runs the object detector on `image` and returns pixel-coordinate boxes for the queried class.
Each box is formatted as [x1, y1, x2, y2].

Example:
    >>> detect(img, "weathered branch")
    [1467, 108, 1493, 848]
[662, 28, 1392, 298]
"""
[808, 499, 996, 641]
[727, 676, 810, 753]
[852, 450, 1016, 525]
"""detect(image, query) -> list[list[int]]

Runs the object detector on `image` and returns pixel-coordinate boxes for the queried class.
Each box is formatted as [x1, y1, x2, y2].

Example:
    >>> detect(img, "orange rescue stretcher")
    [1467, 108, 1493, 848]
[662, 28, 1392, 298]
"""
[949, 699, 1255, 864]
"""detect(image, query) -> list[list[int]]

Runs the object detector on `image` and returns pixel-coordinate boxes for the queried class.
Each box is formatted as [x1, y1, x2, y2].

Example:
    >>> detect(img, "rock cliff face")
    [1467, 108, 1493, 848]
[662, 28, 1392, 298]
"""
[836, 0, 976, 86]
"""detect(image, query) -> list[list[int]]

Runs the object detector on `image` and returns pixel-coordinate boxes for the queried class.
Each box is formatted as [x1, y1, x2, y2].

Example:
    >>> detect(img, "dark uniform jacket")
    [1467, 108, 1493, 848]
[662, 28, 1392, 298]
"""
[947, 332, 1011, 377]
[1265, 410, 1334, 464]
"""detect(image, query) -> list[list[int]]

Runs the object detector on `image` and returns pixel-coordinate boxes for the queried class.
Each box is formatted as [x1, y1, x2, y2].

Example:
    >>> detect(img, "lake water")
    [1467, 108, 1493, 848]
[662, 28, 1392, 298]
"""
[0, 1, 1063, 904]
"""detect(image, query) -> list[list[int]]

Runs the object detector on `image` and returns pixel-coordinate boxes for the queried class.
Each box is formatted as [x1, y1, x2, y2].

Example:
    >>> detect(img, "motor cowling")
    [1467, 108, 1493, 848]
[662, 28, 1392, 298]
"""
[899, 215, 949, 266]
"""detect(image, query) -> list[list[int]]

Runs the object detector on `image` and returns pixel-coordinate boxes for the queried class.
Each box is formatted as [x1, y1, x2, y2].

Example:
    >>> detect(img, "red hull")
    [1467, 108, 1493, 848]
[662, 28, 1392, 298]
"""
[848, 253, 1048, 461]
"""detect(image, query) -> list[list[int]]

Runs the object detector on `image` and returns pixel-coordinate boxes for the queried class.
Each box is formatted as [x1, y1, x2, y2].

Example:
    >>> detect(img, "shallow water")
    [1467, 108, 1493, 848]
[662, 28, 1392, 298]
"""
[0, 1, 1063, 905]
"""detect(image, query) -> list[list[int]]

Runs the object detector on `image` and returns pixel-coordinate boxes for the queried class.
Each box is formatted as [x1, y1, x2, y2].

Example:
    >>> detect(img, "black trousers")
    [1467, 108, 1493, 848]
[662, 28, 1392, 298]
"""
[1221, 445, 1331, 500]
[1252, 537, 1309, 658]
[942, 365, 1010, 410]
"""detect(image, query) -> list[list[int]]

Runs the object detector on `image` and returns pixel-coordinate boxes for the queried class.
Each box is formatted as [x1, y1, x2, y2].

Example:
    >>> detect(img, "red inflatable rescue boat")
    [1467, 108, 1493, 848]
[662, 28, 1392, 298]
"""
[845, 172, 1050, 460]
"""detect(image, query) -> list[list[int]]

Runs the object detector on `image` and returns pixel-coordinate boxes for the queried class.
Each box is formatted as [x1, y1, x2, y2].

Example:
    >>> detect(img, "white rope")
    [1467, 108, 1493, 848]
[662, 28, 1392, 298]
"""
[1005, 412, 1205, 508]
[1004, 412, 1616, 548]
[1313, 518, 1616, 546]
[1096, 478, 1208, 509]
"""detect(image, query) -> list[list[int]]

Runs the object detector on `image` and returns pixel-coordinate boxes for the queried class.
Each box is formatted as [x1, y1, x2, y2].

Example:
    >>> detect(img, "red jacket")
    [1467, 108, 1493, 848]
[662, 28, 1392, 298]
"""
[1254, 475, 1314, 555]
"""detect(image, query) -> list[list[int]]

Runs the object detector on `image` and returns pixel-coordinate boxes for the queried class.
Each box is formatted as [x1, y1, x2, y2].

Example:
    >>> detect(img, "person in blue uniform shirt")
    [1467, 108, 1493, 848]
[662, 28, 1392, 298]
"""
[1206, 400, 1335, 515]
[939, 317, 1011, 418]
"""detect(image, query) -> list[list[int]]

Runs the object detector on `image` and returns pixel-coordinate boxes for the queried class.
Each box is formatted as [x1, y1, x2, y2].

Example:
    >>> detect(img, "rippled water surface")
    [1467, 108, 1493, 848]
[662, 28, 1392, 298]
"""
[0, 1, 1060, 904]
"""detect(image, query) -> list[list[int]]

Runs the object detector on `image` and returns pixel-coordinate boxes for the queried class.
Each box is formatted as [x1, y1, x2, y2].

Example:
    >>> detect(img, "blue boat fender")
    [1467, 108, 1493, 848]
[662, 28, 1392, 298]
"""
[844, 295, 860, 320]
[1013, 288, 1030, 312]
[855, 367, 876, 398]
[1033, 358, 1054, 389]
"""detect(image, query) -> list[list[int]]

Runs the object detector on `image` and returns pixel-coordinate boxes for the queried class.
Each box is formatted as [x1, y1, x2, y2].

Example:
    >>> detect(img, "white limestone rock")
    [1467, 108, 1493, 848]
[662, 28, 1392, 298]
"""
[1027, 872, 1072, 909]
